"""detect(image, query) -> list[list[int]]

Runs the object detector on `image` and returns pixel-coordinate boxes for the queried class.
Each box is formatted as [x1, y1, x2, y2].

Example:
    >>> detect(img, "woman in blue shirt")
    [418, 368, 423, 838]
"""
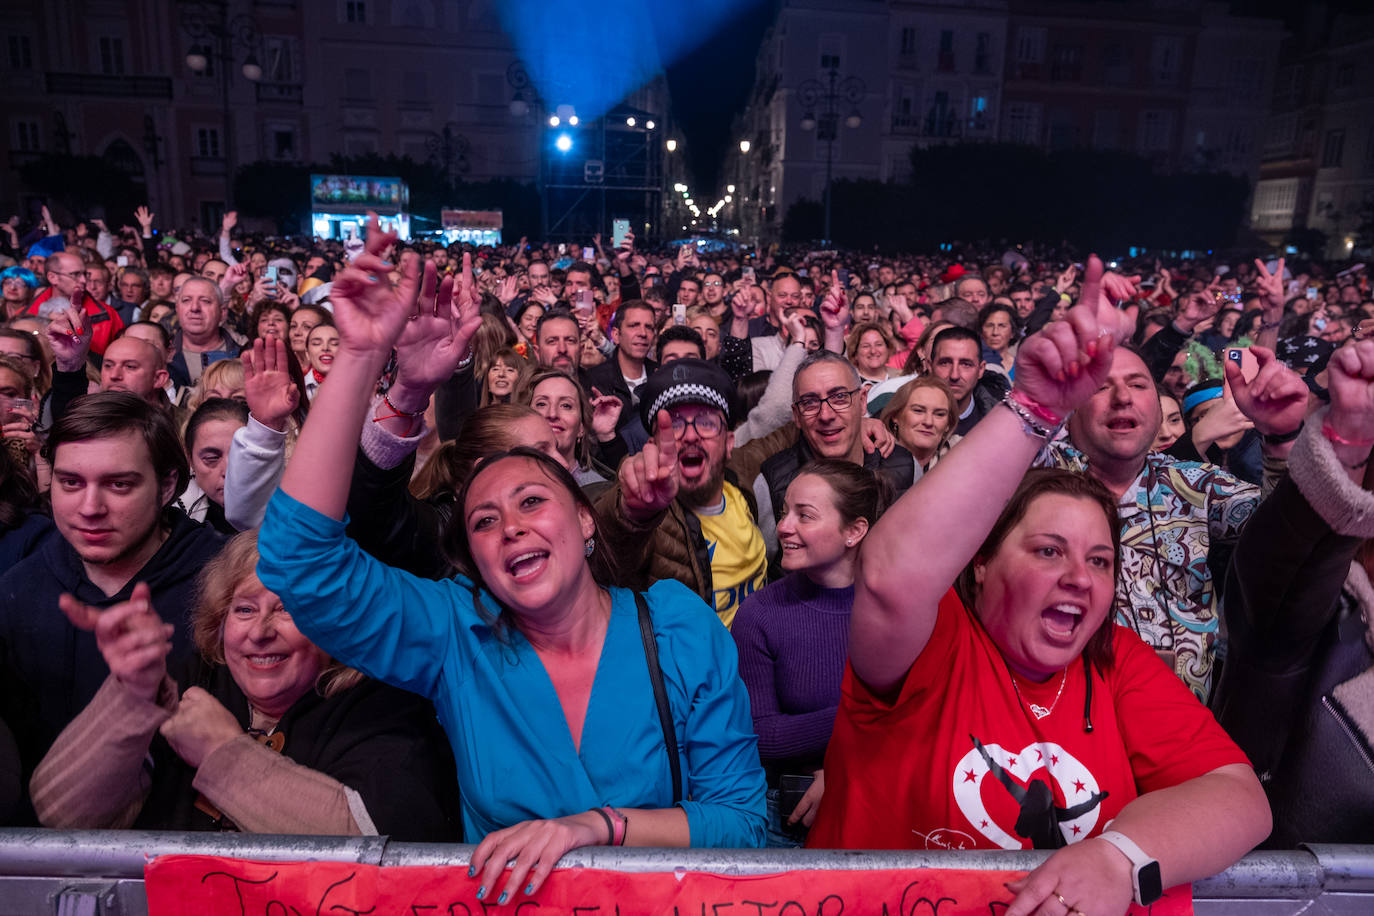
[256, 220, 765, 906]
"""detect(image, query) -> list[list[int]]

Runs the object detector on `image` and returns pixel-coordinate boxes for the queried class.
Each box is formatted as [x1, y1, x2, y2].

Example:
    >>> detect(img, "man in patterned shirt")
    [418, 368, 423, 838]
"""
[1043, 345, 1306, 700]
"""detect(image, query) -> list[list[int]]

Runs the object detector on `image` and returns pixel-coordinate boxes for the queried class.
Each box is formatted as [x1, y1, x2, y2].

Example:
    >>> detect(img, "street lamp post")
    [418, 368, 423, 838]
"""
[182, 0, 262, 209]
[797, 66, 865, 246]
[506, 60, 547, 238]
[737, 139, 750, 243]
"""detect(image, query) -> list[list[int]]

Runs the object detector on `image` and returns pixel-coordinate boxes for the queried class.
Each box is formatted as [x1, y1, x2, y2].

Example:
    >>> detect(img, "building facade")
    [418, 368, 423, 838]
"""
[1251, 10, 1374, 258]
[0, 0, 674, 238]
[730, 0, 1281, 244]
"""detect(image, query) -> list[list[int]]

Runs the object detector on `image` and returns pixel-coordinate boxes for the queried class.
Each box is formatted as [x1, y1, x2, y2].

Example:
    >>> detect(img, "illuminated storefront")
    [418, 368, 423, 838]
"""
[309, 174, 411, 241]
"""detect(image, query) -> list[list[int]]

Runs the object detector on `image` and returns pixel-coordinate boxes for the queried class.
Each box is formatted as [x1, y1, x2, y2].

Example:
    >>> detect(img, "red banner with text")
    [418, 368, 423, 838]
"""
[144, 855, 1191, 915]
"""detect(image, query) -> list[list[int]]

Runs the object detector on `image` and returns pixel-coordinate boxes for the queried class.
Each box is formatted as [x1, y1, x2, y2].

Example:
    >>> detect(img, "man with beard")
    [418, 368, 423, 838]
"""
[596, 359, 765, 628]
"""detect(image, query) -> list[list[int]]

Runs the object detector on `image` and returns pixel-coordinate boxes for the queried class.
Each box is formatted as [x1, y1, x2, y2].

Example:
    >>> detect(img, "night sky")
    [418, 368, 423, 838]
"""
[662, 0, 775, 195]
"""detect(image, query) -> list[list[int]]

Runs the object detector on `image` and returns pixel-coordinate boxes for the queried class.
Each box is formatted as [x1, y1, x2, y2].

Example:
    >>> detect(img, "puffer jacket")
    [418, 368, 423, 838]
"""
[1211, 410, 1374, 845]
[595, 473, 759, 602]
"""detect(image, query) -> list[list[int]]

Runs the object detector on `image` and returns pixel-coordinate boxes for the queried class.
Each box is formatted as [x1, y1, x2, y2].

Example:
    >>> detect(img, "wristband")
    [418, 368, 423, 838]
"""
[1261, 422, 1303, 446]
[1002, 391, 1064, 440]
[591, 807, 615, 845]
[1009, 387, 1065, 426]
[1322, 421, 1374, 449]
[600, 806, 626, 846]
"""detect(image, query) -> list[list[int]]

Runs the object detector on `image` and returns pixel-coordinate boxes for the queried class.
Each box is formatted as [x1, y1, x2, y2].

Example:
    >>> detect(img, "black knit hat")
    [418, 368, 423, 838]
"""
[638, 358, 735, 432]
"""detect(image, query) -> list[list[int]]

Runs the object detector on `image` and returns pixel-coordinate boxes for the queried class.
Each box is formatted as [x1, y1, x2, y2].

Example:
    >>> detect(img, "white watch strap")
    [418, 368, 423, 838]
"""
[1098, 829, 1152, 867]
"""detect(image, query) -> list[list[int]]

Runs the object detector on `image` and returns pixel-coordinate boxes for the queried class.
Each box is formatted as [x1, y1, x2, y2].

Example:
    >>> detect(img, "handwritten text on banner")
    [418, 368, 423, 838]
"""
[144, 855, 1191, 916]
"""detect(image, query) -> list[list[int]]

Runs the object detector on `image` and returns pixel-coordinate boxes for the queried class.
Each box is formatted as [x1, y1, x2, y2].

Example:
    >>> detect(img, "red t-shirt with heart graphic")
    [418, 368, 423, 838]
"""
[807, 588, 1249, 850]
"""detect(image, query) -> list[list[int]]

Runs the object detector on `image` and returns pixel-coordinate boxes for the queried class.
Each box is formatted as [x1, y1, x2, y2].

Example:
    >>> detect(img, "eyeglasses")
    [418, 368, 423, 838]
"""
[48, 269, 90, 279]
[703, 280, 723, 287]
[668, 412, 725, 438]
[794, 387, 862, 417]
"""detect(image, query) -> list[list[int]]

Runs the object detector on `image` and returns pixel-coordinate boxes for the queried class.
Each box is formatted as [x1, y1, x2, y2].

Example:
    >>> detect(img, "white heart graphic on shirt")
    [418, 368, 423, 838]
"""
[951, 740, 1102, 850]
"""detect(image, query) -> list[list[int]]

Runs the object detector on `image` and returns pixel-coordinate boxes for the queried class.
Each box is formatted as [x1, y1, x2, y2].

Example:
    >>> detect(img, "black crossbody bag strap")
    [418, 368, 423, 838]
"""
[634, 591, 683, 803]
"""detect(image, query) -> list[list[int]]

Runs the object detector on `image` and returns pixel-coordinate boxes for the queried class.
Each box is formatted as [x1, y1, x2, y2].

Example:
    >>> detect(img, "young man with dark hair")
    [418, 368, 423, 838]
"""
[585, 300, 658, 437]
[656, 325, 706, 364]
[0, 392, 225, 791]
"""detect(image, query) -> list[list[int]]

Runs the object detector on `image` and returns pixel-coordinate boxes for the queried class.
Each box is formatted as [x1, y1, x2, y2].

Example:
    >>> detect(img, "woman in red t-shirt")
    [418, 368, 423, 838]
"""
[809, 257, 1271, 916]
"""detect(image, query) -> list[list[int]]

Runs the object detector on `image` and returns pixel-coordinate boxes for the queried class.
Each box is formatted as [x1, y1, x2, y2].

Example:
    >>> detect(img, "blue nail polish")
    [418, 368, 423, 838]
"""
[498, 891, 508, 905]
[525, 884, 534, 895]
[476, 886, 486, 899]
[468, 865, 476, 878]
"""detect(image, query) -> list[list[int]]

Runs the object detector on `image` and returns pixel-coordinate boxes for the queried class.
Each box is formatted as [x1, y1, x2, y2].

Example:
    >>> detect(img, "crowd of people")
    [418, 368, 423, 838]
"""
[0, 201, 1372, 915]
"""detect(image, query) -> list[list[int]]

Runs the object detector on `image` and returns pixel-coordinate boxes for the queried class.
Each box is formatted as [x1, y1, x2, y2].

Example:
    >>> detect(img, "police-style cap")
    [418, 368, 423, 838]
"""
[639, 358, 734, 432]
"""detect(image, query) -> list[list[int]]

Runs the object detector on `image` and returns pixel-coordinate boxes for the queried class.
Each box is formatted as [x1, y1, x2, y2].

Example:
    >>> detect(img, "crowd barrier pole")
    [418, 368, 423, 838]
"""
[0, 830, 1369, 915]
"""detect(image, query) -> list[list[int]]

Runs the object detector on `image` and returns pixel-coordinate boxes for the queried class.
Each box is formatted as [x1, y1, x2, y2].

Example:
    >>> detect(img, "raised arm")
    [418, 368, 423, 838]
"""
[224, 337, 297, 530]
[850, 257, 1134, 693]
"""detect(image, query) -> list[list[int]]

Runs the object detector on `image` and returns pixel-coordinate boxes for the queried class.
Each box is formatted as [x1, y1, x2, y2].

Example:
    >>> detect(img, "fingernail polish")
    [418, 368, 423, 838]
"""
[476, 886, 486, 899]
[467, 865, 476, 878]
[525, 884, 534, 895]
[498, 891, 508, 905]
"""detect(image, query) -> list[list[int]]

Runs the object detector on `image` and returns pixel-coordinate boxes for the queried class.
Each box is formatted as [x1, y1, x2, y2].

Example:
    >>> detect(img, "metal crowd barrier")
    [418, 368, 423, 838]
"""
[0, 830, 1369, 915]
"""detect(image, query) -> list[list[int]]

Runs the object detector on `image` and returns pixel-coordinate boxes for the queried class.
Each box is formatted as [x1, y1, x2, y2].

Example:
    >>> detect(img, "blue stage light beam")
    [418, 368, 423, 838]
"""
[496, 0, 756, 122]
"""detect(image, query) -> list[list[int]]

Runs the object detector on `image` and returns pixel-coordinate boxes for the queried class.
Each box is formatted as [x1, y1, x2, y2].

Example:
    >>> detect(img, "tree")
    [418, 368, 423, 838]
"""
[17, 154, 143, 226]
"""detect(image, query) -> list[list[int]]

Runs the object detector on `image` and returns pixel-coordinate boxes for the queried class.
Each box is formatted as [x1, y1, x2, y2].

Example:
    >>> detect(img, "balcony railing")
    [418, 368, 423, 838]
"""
[45, 72, 172, 99]
[256, 82, 303, 104]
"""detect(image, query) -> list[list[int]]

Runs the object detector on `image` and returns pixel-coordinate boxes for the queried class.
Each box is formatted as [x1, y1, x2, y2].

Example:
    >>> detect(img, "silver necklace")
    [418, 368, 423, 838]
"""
[1010, 668, 1067, 720]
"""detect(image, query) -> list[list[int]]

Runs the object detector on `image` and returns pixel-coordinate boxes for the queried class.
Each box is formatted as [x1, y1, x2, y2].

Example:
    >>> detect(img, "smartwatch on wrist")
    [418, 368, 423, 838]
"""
[1097, 830, 1163, 905]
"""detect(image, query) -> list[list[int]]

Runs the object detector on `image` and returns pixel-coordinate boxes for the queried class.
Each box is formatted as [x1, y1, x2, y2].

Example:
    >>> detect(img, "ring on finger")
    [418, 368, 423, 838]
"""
[1055, 893, 1068, 907]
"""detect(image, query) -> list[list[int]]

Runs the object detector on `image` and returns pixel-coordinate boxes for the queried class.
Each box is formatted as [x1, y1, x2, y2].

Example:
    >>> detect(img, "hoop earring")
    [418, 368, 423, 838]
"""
[584, 536, 596, 557]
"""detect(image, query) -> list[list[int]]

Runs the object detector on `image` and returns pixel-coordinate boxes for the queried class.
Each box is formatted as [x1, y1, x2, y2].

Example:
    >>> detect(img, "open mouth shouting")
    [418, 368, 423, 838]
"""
[505, 549, 550, 582]
[1041, 602, 1086, 644]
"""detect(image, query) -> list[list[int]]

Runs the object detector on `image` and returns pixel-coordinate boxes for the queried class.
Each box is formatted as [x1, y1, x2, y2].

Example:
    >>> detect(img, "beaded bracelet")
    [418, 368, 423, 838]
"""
[1002, 391, 1063, 440]
[1009, 387, 1065, 427]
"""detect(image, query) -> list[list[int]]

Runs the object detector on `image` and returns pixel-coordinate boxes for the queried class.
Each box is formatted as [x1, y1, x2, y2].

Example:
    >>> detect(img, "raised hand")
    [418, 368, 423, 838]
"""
[220, 210, 237, 235]
[1101, 271, 1141, 306]
[221, 261, 251, 298]
[46, 306, 92, 373]
[1, 397, 40, 456]
[135, 206, 155, 234]
[1190, 397, 1253, 454]
[531, 285, 559, 308]
[495, 275, 519, 305]
[1055, 263, 1078, 294]
[159, 686, 242, 769]
[329, 213, 428, 361]
[1324, 340, 1374, 469]
[390, 251, 483, 411]
[1252, 257, 1286, 318]
[59, 582, 172, 702]
[819, 270, 849, 332]
[589, 386, 623, 442]
[1223, 345, 1307, 438]
[241, 337, 300, 432]
[1174, 287, 1223, 335]
[619, 410, 679, 522]
[1013, 255, 1133, 419]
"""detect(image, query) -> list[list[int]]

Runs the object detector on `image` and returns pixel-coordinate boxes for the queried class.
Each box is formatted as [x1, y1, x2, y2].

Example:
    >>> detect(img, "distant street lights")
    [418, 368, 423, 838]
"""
[798, 66, 865, 245]
[182, 0, 262, 208]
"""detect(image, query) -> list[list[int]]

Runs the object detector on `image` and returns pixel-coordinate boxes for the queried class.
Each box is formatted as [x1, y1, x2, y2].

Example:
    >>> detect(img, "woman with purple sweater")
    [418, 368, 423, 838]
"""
[732, 460, 886, 847]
